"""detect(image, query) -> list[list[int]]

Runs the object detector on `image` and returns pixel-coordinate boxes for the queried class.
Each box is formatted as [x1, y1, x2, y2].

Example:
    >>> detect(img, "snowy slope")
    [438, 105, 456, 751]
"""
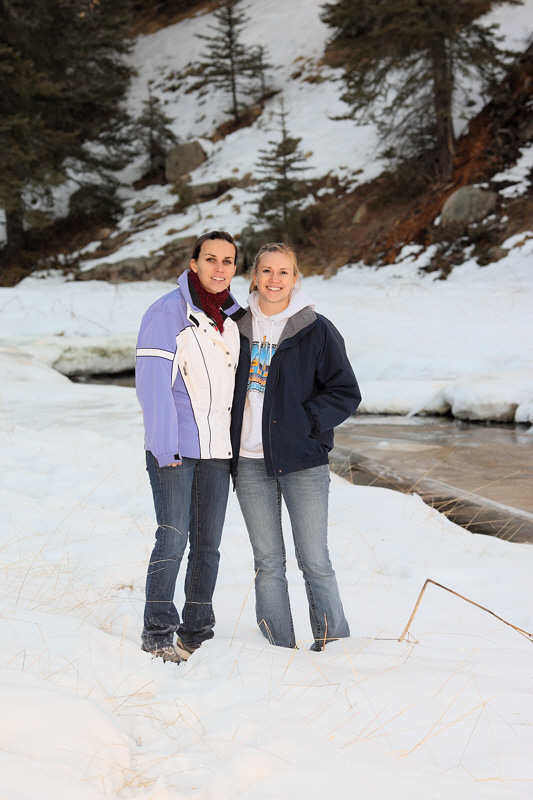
[1, 321, 533, 800]
[2, 0, 532, 253]
[69, 0, 533, 270]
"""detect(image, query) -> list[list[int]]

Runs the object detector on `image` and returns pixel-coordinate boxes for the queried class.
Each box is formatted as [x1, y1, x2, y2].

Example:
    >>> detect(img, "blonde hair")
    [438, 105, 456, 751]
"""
[248, 242, 301, 293]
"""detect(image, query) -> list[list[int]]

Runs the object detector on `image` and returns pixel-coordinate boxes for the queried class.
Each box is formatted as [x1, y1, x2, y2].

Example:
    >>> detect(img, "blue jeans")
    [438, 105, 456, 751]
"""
[235, 457, 350, 649]
[142, 451, 230, 651]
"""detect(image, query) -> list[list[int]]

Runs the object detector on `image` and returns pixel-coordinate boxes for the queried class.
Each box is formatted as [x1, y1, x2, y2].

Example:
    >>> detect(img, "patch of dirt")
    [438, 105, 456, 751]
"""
[210, 100, 275, 142]
[132, 165, 167, 191]
[129, 1, 218, 38]
[80, 231, 132, 263]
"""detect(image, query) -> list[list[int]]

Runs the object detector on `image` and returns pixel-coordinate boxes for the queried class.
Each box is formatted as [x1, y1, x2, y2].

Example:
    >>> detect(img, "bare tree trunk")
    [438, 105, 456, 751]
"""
[431, 36, 455, 181]
[5, 198, 25, 256]
[0, 198, 24, 282]
[229, 57, 240, 123]
[226, 9, 240, 124]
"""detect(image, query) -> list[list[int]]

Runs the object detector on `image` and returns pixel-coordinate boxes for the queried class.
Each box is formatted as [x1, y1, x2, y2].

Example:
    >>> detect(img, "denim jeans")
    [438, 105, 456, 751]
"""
[235, 457, 350, 649]
[142, 451, 230, 651]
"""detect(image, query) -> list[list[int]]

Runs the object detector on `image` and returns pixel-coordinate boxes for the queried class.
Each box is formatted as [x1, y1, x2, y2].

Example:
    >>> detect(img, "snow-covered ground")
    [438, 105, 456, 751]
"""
[1, 266, 533, 800]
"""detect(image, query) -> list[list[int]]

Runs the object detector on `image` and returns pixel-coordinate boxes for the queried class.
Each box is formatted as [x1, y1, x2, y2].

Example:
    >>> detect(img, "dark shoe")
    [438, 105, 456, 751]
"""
[141, 643, 182, 663]
[175, 636, 199, 661]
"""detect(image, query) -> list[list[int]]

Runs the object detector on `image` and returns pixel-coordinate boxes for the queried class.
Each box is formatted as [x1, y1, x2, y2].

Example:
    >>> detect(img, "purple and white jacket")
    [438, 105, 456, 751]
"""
[136, 270, 242, 467]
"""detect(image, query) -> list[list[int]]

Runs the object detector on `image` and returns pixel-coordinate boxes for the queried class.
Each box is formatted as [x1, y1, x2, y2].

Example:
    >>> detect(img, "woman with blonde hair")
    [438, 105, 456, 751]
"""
[231, 243, 361, 650]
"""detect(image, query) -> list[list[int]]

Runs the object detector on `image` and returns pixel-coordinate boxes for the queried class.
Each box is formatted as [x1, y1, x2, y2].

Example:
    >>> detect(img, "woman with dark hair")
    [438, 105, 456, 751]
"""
[231, 243, 361, 651]
[136, 231, 244, 663]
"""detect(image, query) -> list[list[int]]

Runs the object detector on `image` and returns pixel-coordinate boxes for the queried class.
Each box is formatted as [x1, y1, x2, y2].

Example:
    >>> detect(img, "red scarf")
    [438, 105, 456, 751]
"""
[188, 270, 229, 332]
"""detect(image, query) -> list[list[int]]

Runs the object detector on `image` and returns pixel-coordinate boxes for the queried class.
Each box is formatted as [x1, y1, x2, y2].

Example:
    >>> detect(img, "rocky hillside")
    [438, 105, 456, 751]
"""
[2, 0, 533, 285]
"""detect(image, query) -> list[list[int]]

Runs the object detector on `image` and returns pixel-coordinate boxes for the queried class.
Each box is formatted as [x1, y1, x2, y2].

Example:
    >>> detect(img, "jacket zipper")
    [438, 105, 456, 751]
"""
[267, 350, 282, 475]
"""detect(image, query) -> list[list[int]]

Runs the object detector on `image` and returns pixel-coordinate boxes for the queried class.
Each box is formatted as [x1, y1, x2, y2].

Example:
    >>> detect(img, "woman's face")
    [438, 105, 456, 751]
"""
[254, 251, 297, 315]
[190, 239, 236, 294]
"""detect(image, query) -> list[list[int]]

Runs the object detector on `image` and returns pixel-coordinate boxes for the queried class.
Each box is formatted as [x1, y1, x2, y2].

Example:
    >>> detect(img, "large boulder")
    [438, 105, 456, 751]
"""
[165, 141, 207, 182]
[190, 178, 239, 202]
[440, 186, 498, 228]
[165, 235, 197, 254]
[78, 256, 158, 282]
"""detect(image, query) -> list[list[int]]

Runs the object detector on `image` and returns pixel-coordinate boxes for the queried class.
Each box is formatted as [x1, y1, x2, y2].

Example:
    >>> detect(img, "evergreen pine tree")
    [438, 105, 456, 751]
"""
[0, 0, 135, 269]
[195, 0, 269, 123]
[249, 44, 273, 104]
[134, 91, 178, 177]
[321, 0, 521, 181]
[249, 100, 310, 243]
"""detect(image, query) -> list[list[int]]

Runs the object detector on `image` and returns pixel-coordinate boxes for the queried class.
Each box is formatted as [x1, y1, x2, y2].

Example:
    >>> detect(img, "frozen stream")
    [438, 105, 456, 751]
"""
[333, 415, 533, 542]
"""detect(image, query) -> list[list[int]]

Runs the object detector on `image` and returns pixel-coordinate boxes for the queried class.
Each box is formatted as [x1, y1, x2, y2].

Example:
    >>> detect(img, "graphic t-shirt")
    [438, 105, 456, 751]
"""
[248, 337, 278, 394]
[239, 289, 316, 458]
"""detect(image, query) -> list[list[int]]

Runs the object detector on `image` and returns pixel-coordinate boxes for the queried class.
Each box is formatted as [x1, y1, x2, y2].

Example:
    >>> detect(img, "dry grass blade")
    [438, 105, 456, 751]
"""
[204, 738, 291, 764]
[433, 472, 523, 513]
[398, 578, 533, 643]
[407, 446, 456, 493]
[401, 696, 493, 758]
[343, 702, 415, 746]
[230, 570, 257, 649]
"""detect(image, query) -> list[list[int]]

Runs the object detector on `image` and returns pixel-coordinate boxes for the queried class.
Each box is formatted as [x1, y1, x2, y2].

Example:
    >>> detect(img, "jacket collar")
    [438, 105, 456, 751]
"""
[177, 268, 243, 319]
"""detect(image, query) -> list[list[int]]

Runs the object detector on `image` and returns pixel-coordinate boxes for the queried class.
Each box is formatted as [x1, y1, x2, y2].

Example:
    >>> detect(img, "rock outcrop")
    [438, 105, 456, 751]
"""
[440, 186, 498, 228]
[165, 141, 207, 182]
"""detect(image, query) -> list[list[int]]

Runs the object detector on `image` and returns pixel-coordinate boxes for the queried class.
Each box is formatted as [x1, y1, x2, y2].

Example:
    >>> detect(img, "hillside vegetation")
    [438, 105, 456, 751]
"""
[1, 0, 532, 285]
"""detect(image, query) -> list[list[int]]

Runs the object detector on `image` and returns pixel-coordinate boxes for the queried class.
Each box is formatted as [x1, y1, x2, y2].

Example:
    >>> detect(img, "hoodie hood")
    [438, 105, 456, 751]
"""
[245, 287, 316, 375]
[247, 287, 315, 324]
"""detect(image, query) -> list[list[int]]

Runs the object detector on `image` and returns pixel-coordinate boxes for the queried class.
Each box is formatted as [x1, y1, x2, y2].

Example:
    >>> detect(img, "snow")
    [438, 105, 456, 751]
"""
[73, 0, 386, 270]
[1, 252, 533, 796]
[0, 669, 130, 798]
[126, 0, 382, 183]
[1, 332, 533, 799]
[1, 3, 533, 793]
[492, 143, 533, 198]
[1, 242, 533, 800]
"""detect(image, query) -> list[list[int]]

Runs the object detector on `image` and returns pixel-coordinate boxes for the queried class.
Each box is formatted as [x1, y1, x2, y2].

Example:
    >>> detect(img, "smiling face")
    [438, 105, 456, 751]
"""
[254, 251, 298, 315]
[190, 238, 237, 294]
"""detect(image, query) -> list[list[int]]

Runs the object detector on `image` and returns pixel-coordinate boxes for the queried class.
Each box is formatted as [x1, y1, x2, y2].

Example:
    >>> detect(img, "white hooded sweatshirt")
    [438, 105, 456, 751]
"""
[239, 288, 316, 458]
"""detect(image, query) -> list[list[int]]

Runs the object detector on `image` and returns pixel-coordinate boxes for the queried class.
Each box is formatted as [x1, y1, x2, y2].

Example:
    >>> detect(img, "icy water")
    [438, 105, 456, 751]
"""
[332, 415, 533, 542]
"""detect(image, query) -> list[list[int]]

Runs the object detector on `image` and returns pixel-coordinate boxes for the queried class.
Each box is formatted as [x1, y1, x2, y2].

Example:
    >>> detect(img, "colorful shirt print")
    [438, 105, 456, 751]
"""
[247, 337, 277, 394]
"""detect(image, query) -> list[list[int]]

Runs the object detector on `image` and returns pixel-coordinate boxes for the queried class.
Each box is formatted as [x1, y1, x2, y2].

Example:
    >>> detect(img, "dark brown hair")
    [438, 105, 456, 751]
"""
[191, 231, 238, 263]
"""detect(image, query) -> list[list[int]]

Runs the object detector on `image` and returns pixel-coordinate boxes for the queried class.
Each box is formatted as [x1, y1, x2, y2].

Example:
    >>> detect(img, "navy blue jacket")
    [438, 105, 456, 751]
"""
[230, 306, 361, 478]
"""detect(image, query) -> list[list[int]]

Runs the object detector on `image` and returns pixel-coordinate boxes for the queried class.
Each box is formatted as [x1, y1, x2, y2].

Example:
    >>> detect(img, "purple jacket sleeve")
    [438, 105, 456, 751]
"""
[136, 306, 180, 467]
